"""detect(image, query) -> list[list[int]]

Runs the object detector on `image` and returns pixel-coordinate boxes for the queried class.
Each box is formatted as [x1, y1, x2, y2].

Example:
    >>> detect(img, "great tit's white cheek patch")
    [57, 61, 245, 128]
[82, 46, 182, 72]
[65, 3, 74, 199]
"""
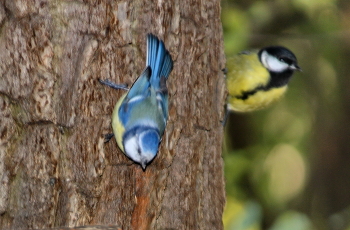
[261, 51, 289, 73]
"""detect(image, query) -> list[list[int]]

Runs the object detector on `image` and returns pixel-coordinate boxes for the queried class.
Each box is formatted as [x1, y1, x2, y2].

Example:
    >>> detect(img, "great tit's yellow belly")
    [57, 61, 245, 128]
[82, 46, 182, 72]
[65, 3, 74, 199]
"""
[112, 94, 126, 152]
[227, 86, 287, 112]
[226, 52, 287, 112]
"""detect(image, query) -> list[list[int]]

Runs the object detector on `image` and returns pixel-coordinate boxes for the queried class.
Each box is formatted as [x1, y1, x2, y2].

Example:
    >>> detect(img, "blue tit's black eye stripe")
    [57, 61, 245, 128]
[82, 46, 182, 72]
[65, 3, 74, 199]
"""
[137, 147, 142, 155]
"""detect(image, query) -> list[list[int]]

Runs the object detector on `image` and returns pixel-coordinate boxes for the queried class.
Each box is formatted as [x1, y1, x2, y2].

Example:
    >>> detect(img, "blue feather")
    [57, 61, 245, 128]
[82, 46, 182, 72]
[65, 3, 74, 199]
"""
[124, 66, 151, 100]
[147, 34, 173, 88]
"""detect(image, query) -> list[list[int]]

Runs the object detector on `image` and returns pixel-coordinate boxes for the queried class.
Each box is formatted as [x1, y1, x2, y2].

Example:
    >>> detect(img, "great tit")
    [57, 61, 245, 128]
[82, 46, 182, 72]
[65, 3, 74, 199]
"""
[100, 34, 173, 170]
[225, 46, 301, 112]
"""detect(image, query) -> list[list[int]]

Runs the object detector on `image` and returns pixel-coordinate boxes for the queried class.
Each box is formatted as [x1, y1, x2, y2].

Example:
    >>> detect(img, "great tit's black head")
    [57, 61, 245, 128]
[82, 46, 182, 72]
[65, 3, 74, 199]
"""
[258, 46, 301, 73]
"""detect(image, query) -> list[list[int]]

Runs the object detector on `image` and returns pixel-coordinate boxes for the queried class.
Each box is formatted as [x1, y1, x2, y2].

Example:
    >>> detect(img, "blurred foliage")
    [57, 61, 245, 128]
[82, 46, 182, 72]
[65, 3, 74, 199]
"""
[222, 0, 350, 229]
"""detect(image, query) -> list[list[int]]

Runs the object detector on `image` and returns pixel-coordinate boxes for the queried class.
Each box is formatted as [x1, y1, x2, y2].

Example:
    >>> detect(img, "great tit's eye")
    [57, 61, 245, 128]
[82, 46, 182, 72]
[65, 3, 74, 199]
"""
[279, 57, 293, 65]
[279, 58, 286, 62]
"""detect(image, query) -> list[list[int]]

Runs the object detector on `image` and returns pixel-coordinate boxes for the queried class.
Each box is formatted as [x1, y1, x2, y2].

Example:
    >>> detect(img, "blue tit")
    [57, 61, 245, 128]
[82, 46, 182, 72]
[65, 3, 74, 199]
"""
[225, 46, 301, 112]
[100, 34, 173, 170]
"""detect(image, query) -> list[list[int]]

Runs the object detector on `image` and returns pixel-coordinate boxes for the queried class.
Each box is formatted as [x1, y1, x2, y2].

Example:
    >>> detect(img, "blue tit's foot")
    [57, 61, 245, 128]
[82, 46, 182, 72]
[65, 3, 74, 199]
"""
[104, 133, 114, 143]
[99, 79, 129, 91]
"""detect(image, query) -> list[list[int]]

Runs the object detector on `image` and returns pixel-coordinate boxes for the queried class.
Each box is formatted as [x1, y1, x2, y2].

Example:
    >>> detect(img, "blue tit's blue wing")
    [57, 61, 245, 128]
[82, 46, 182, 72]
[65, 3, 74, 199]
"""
[125, 66, 151, 100]
[118, 95, 146, 127]
[147, 34, 174, 89]
[119, 34, 173, 138]
[118, 67, 151, 126]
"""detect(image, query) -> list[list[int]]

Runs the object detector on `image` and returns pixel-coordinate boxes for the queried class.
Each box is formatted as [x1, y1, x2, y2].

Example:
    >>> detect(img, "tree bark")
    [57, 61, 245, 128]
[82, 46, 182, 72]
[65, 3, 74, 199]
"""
[0, 0, 226, 229]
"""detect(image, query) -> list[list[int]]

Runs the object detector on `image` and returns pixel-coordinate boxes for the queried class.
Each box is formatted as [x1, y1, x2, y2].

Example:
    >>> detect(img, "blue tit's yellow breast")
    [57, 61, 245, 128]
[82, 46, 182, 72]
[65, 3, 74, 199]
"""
[111, 93, 127, 152]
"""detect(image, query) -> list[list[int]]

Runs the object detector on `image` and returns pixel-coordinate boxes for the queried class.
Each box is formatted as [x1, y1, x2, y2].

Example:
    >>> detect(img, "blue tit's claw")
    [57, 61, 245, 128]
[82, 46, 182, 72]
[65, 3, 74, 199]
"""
[99, 79, 129, 91]
[104, 133, 114, 143]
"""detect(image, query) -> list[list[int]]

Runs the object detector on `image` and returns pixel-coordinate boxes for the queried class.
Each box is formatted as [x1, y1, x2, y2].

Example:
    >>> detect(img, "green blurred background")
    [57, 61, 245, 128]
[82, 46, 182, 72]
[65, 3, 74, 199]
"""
[221, 0, 350, 229]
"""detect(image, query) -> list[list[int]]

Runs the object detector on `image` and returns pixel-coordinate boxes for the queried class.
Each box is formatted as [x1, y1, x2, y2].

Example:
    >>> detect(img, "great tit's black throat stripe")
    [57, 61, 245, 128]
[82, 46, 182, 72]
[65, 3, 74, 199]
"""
[235, 69, 294, 100]
[235, 86, 265, 100]
[267, 70, 294, 88]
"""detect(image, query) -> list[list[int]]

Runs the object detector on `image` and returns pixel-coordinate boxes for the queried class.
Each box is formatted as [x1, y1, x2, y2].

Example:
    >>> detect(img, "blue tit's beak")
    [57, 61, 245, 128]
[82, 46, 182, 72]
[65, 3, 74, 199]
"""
[141, 161, 147, 170]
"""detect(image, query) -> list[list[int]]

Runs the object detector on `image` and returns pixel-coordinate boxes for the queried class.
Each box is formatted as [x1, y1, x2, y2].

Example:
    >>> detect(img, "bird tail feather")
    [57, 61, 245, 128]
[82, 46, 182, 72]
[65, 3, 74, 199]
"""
[146, 34, 173, 87]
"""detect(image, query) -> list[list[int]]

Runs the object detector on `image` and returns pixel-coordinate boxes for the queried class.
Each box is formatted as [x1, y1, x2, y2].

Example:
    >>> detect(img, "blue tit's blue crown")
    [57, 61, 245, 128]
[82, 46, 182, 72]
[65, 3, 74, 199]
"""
[123, 125, 160, 147]
[139, 129, 160, 156]
[122, 125, 160, 169]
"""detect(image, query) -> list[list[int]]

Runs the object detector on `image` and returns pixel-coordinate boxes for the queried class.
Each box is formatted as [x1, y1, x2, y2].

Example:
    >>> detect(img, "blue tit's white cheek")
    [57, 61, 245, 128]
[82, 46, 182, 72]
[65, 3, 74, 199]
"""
[261, 50, 289, 72]
[124, 137, 141, 163]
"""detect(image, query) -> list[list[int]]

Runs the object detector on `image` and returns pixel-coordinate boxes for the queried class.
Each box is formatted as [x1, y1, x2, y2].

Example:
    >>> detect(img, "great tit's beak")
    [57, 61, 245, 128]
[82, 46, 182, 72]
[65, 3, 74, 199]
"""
[290, 64, 302, 72]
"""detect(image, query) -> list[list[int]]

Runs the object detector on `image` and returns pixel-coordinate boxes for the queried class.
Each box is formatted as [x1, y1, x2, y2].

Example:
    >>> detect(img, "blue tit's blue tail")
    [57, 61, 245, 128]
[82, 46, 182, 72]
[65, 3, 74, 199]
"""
[146, 34, 173, 88]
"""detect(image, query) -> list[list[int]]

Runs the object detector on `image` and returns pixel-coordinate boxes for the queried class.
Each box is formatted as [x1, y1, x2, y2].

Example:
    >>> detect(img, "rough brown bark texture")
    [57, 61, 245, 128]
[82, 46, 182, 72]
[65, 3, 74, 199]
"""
[0, 0, 226, 229]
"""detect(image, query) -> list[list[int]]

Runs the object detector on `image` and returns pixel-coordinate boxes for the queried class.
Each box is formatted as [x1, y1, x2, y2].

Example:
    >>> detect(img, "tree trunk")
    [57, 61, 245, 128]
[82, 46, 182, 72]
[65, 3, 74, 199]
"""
[0, 0, 226, 229]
